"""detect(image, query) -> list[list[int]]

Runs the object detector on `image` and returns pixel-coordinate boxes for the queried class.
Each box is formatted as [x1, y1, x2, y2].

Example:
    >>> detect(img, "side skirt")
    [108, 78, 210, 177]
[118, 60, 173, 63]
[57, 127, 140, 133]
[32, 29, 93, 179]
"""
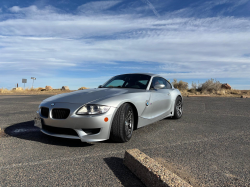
[137, 113, 173, 128]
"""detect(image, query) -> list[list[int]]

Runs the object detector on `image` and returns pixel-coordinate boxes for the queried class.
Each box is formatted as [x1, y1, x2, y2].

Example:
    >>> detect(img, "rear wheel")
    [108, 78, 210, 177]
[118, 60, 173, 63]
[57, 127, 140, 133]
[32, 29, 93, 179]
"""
[110, 103, 134, 143]
[173, 96, 183, 119]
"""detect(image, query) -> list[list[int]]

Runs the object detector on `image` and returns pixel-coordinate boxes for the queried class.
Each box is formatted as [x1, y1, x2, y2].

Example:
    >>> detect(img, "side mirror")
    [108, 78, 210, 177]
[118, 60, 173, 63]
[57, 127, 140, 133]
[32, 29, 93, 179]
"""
[154, 84, 165, 90]
[98, 85, 102, 88]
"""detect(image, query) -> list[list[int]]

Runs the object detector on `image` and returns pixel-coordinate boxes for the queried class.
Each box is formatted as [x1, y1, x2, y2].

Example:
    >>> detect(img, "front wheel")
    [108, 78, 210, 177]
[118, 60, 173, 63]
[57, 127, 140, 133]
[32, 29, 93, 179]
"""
[110, 103, 134, 143]
[173, 96, 183, 119]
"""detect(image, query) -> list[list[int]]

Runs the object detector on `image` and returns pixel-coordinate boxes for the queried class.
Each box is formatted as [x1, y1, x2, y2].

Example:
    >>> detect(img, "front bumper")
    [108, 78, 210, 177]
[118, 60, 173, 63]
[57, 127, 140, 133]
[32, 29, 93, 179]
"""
[34, 102, 117, 142]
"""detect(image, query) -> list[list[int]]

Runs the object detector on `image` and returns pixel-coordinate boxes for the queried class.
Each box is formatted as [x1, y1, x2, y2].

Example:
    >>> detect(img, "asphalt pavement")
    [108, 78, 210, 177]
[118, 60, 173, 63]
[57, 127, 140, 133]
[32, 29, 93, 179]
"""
[0, 95, 249, 186]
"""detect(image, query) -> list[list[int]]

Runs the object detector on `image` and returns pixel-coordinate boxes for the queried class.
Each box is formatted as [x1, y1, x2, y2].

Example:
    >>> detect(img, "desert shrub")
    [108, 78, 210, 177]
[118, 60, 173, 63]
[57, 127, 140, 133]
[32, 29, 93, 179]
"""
[191, 82, 202, 91]
[61, 86, 69, 91]
[188, 82, 196, 93]
[191, 82, 197, 90]
[201, 79, 222, 93]
[29, 88, 35, 91]
[189, 88, 196, 94]
[12, 87, 23, 91]
[172, 79, 188, 91]
[78, 87, 88, 90]
[45, 86, 53, 91]
[180, 89, 189, 96]
[37, 87, 44, 91]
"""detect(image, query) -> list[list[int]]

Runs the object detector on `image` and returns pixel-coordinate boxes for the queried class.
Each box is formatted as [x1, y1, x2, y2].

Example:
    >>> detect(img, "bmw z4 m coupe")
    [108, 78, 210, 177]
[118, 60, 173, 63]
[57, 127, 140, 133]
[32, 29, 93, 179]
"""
[34, 73, 183, 143]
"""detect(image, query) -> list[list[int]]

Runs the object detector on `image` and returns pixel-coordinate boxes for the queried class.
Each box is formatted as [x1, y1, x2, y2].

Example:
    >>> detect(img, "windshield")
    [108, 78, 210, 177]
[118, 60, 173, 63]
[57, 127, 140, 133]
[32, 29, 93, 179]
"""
[102, 74, 151, 89]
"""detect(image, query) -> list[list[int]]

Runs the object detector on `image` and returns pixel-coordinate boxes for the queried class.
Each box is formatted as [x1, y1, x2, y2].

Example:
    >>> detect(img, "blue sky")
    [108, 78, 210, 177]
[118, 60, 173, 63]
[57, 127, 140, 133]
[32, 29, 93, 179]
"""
[0, 0, 250, 90]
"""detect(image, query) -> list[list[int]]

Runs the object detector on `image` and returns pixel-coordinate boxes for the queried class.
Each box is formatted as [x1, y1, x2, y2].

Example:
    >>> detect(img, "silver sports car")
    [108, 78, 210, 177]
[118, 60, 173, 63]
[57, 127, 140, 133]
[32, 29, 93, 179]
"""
[34, 73, 183, 143]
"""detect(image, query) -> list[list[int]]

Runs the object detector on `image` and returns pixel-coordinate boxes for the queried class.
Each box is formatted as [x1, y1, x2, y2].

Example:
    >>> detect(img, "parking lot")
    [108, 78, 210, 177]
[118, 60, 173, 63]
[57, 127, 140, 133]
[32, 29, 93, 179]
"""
[0, 95, 249, 186]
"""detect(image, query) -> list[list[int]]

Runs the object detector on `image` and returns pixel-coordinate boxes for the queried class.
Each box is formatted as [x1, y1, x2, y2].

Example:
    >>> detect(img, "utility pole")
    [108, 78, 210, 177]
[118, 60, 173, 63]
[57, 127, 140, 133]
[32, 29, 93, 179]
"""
[31, 77, 36, 88]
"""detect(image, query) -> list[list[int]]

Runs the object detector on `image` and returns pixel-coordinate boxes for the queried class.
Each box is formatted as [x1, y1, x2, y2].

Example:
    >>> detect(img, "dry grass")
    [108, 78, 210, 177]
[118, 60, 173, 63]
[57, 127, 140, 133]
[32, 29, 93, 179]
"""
[1, 84, 249, 97]
[0, 87, 76, 95]
[215, 90, 226, 95]
[0, 128, 8, 138]
[230, 89, 241, 95]
[78, 87, 88, 90]
[0, 88, 12, 94]
[241, 90, 250, 94]
[37, 87, 45, 91]
[182, 89, 250, 97]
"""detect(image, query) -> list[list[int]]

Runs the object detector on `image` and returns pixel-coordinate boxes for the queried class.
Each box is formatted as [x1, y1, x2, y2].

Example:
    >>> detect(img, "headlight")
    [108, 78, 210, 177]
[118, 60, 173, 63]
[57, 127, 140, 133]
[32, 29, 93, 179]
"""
[76, 104, 110, 115]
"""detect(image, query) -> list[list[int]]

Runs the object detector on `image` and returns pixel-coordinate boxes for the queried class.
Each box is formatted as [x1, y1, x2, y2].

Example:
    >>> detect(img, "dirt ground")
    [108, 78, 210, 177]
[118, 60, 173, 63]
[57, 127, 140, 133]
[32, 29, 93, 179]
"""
[0, 88, 249, 98]
[181, 89, 250, 98]
[0, 89, 74, 95]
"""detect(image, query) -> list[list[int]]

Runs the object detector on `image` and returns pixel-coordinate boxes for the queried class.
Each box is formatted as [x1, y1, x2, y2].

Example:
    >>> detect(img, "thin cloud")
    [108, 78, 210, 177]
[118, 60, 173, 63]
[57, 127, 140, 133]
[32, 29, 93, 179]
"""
[140, 0, 160, 18]
[163, 0, 250, 18]
[0, 3, 250, 89]
[77, 1, 122, 14]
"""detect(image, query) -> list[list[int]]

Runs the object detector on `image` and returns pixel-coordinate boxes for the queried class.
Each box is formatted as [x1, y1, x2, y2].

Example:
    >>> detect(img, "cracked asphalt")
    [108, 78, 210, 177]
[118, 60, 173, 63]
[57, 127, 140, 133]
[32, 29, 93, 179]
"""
[0, 95, 249, 186]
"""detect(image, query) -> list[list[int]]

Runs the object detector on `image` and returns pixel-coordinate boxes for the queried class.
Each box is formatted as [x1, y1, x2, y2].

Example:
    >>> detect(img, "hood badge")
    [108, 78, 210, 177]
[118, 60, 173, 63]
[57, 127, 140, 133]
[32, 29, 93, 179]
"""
[51, 103, 55, 106]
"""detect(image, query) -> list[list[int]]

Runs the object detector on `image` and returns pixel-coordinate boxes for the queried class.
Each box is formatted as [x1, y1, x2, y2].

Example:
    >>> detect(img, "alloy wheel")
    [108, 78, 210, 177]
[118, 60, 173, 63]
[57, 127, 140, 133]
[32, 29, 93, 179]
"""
[176, 100, 183, 117]
[125, 109, 133, 137]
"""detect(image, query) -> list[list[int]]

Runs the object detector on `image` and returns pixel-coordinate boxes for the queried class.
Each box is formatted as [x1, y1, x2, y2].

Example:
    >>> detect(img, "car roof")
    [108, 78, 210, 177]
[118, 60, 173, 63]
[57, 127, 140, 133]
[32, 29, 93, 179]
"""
[116, 73, 159, 77]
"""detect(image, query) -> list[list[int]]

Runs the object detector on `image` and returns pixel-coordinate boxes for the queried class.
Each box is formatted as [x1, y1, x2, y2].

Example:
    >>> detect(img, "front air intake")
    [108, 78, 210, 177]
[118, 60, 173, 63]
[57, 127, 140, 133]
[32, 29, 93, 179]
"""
[41, 107, 49, 118]
[52, 108, 70, 119]
[42, 124, 78, 136]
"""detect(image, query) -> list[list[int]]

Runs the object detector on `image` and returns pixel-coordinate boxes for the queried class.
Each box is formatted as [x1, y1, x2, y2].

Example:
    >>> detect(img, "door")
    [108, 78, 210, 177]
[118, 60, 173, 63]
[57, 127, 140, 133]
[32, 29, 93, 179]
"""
[149, 77, 172, 118]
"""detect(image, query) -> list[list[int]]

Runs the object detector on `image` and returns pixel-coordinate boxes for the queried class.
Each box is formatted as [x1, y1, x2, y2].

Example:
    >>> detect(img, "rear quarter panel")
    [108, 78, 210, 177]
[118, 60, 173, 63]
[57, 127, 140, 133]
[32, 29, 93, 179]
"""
[169, 88, 182, 113]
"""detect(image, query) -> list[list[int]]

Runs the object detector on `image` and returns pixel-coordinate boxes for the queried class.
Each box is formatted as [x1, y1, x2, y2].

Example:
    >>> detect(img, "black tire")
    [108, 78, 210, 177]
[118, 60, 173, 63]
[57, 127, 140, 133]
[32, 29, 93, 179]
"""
[173, 96, 183, 119]
[110, 103, 134, 143]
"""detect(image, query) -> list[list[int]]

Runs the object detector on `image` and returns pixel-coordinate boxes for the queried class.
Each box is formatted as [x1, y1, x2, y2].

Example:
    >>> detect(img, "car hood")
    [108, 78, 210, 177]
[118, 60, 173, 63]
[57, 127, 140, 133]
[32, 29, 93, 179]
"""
[42, 88, 145, 104]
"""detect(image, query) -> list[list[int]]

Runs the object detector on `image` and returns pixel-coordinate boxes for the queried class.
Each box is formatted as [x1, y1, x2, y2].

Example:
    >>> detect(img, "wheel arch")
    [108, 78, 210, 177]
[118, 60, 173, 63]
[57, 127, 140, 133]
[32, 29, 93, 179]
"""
[109, 101, 139, 142]
[123, 102, 139, 130]
[113, 101, 139, 130]
[177, 94, 183, 101]
[172, 94, 183, 119]
[170, 93, 183, 116]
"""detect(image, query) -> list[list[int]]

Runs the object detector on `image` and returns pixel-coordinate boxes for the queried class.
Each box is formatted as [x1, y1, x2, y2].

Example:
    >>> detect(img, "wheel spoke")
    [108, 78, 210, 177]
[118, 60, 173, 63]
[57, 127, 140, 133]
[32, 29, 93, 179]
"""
[126, 111, 132, 120]
[176, 101, 183, 116]
[125, 109, 133, 137]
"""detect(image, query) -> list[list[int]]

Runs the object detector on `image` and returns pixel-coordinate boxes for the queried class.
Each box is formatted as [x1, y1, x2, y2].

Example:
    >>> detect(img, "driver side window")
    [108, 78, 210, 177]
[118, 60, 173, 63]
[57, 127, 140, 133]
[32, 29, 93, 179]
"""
[151, 77, 167, 89]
